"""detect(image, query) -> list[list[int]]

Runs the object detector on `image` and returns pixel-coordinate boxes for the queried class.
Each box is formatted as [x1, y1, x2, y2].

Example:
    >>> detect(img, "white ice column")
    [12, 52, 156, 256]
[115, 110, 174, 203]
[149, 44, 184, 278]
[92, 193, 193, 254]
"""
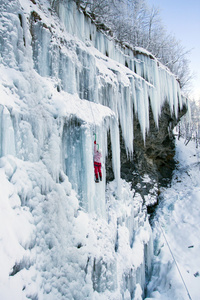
[118, 85, 134, 156]
[62, 118, 109, 218]
[0, 106, 16, 157]
[110, 117, 121, 194]
[135, 78, 149, 142]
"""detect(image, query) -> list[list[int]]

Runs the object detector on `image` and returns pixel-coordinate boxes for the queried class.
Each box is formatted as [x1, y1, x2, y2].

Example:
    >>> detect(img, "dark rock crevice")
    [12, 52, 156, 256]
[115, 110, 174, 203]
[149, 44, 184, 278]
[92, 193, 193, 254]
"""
[106, 100, 187, 205]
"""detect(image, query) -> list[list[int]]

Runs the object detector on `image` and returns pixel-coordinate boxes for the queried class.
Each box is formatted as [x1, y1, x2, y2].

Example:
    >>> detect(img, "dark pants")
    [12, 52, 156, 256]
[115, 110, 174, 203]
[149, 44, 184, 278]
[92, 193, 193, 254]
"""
[94, 162, 102, 180]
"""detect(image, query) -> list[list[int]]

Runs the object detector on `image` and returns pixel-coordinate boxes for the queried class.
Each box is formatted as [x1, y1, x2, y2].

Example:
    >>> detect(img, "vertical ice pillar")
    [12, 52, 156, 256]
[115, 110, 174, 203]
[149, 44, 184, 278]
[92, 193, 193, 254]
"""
[118, 85, 134, 156]
[80, 124, 96, 213]
[172, 77, 179, 119]
[135, 78, 149, 142]
[0, 105, 3, 157]
[62, 117, 108, 218]
[62, 119, 91, 211]
[110, 116, 121, 195]
[0, 105, 16, 157]
[92, 119, 113, 218]
[149, 59, 161, 128]
[30, 13, 51, 77]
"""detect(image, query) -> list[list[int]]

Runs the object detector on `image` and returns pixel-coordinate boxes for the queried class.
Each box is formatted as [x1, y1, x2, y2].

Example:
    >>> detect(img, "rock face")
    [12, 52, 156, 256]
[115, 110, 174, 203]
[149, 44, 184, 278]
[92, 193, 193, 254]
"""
[107, 101, 187, 204]
[139, 102, 187, 185]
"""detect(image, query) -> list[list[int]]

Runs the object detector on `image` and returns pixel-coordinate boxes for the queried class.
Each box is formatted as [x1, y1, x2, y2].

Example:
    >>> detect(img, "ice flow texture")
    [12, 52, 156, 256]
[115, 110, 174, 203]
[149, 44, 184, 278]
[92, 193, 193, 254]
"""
[0, 0, 187, 215]
[0, 0, 186, 298]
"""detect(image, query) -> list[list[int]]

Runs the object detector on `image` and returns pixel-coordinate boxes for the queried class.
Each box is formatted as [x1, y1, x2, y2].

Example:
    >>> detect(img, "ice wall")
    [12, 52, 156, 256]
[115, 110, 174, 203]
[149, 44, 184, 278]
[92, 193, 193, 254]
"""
[30, 0, 187, 147]
[0, 0, 187, 299]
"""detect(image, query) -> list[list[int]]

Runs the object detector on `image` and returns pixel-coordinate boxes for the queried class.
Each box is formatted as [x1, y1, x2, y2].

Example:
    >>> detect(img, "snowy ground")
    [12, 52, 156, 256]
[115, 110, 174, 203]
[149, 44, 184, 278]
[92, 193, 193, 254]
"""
[146, 137, 200, 300]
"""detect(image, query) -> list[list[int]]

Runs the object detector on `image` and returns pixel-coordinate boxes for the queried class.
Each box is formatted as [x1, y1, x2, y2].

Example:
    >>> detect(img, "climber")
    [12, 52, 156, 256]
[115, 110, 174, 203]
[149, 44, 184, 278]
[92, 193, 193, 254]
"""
[94, 140, 102, 183]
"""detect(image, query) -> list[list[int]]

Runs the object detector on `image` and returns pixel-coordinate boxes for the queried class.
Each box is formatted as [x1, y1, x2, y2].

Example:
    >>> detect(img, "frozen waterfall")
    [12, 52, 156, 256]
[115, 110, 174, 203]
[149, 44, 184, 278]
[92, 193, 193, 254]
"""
[0, 0, 187, 299]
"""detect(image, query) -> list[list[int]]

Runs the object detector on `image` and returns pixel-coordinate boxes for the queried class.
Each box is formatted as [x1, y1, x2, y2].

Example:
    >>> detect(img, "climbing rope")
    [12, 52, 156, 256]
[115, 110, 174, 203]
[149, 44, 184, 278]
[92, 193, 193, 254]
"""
[88, 99, 96, 127]
[68, 7, 99, 140]
[156, 219, 193, 300]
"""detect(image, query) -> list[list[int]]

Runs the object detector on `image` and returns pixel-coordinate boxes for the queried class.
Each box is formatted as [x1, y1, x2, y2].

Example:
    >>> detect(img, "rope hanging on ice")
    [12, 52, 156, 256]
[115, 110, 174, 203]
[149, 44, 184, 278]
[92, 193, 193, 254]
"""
[69, 9, 98, 135]
[157, 219, 193, 300]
